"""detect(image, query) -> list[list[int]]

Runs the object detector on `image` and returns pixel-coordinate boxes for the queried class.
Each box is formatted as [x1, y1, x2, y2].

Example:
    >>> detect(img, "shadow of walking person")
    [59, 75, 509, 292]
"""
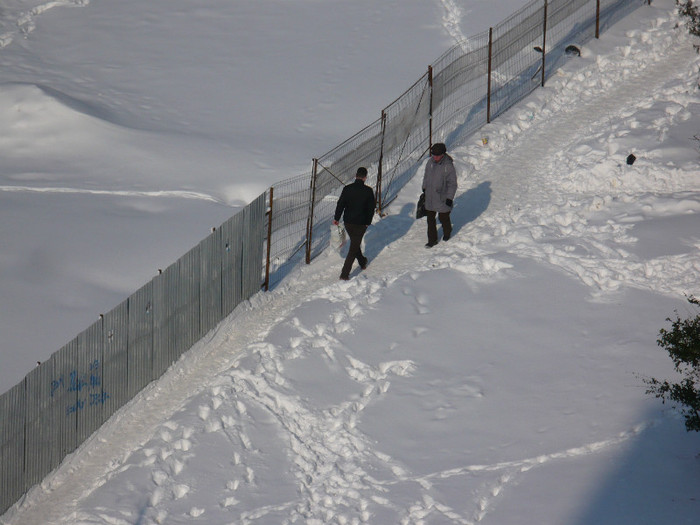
[447, 181, 492, 238]
[362, 202, 415, 261]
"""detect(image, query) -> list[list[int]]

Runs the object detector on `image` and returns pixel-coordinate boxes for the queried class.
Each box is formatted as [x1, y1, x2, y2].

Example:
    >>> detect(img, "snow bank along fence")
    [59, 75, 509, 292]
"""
[0, 0, 645, 516]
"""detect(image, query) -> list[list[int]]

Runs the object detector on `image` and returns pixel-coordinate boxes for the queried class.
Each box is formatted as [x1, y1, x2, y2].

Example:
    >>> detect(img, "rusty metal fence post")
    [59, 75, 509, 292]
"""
[487, 27, 493, 123]
[264, 187, 273, 291]
[428, 65, 434, 150]
[376, 110, 387, 216]
[541, 0, 548, 87]
[305, 158, 319, 264]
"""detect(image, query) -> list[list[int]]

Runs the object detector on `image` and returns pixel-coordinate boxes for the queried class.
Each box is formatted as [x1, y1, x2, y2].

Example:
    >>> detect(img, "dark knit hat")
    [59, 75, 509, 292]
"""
[356, 167, 368, 178]
[430, 143, 447, 156]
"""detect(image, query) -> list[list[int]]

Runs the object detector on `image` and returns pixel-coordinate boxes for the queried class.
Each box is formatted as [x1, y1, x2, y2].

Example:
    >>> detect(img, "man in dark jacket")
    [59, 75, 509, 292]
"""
[333, 167, 375, 280]
[422, 142, 457, 247]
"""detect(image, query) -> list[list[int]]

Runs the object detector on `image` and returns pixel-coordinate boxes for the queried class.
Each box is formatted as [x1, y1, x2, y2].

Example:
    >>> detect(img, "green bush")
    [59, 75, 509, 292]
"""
[677, 0, 700, 37]
[644, 296, 700, 432]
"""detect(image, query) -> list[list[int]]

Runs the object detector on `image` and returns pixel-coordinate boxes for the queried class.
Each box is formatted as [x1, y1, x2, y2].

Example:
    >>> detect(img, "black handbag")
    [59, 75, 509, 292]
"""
[415, 193, 426, 219]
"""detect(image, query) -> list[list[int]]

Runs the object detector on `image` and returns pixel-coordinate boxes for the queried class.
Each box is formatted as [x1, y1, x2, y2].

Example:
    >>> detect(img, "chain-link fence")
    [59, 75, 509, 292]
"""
[1, 0, 647, 516]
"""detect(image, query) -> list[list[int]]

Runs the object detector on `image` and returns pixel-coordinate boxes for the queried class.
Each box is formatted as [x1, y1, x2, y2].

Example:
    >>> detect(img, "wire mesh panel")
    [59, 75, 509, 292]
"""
[309, 120, 384, 260]
[127, 281, 154, 399]
[599, 0, 643, 33]
[76, 318, 106, 444]
[267, 174, 312, 288]
[431, 31, 491, 143]
[380, 73, 432, 208]
[102, 298, 129, 420]
[199, 228, 223, 335]
[490, 0, 545, 120]
[0, 382, 26, 515]
[317, 119, 384, 198]
[544, 0, 596, 79]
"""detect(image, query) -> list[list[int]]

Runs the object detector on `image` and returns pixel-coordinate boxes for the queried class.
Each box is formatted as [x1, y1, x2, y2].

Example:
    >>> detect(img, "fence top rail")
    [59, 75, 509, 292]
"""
[496, 0, 543, 32]
[431, 29, 490, 73]
[316, 115, 384, 165]
[381, 70, 431, 113]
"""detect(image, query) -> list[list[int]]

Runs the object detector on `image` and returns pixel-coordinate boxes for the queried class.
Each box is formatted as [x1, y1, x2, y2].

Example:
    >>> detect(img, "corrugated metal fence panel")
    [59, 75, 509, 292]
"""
[102, 298, 129, 419]
[221, 209, 246, 318]
[153, 262, 180, 378]
[24, 357, 57, 488]
[0, 382, 26, 515]
[244, 194, 266, 299]
[127, 281, 154, 399]
[52, 340, 78, 465]
[76, 318, 105, 444]
[179, 244, 202, 354]
[199, 229, 223, 336]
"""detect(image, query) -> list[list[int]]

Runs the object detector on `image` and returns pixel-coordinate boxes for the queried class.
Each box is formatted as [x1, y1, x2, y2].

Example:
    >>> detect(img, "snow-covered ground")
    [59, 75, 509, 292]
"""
[2, 0, 700, 524]
[0, 0, 529, 393]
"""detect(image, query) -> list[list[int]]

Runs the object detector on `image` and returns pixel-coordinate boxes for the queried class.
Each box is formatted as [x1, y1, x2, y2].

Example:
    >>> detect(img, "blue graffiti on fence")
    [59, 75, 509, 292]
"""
[50, 359, 110, 416]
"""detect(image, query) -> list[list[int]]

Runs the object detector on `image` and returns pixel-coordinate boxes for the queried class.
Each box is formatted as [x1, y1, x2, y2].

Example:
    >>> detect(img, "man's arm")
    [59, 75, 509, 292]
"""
[333, 187, 348, 225]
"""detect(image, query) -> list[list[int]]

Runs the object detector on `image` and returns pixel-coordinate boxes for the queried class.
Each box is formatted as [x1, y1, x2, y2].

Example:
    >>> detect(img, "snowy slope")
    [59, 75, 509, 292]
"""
[3, 1, 699, 524]
[0, 0, 530, 393]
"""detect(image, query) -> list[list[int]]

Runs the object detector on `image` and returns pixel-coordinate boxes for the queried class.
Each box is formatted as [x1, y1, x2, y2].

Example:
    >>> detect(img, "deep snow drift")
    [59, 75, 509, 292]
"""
[2, 1, 700, 524]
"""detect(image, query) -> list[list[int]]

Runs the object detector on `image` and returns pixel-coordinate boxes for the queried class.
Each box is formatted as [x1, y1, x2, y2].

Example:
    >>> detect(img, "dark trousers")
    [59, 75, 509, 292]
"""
[426, 210, 452, 245]
[340, 223, 368, 278]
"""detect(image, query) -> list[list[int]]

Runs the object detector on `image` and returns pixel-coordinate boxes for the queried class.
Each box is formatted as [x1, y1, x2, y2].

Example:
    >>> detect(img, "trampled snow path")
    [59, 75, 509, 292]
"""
[458, 21, 700, 298]
[4, 6, 700, 525]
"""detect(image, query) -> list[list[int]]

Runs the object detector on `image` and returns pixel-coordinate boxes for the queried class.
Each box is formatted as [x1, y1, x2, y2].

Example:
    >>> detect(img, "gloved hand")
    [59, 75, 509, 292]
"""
[446, 199, 453, 208]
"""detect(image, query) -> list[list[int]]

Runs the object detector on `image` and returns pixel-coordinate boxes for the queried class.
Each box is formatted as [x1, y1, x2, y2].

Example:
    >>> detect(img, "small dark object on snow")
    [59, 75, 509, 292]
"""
[626, 153, 636, 165]
[565, 45, 581, 56]
[534, 46, 543, 53]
